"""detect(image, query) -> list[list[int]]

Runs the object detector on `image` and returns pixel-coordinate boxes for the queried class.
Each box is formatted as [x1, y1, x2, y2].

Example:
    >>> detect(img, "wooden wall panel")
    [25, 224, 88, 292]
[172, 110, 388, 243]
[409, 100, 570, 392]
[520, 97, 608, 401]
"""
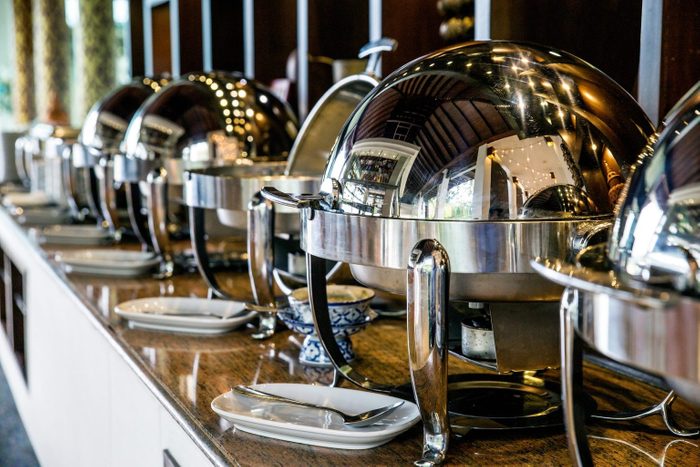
[151, 3, 172, 75]
[659, 0, 700, 118]
[178, 0, 203, 73]
[382, 0, 444, 75]
[210, 0, 244, 72]
[490, 0, 643, 95]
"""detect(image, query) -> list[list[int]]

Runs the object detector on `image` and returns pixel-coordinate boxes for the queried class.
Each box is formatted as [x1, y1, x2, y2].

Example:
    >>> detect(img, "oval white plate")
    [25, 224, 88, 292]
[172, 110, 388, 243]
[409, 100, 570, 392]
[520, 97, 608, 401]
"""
[2, 191, 52, 208]
[211, 383, 419, 449]
[31, 225, 112, 245]
[55, 249, 160, 277]
[115, 297, 257, 335]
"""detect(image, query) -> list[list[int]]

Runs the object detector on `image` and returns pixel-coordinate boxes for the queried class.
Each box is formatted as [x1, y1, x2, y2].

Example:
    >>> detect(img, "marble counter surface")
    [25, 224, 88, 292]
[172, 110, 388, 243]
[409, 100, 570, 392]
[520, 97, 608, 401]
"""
[24, 236, 700, 465]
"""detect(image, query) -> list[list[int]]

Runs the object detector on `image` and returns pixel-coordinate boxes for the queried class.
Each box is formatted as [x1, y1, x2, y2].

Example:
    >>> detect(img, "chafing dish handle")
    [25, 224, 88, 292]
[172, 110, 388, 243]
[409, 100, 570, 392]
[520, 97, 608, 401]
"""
[189, 205, 232, 300]
[407, 239, 450, 466]
[146, 168, 174, 272]
[260, 187, 323, 210]
[14, 136, 30, 187]
[126, 182, 153, 249]
[306, 252, 397, 393]
[248, 192, 278, 339]
[61, 145, 83, 221]
[359, 37, 398, 77]
[97, 158, 121, 234]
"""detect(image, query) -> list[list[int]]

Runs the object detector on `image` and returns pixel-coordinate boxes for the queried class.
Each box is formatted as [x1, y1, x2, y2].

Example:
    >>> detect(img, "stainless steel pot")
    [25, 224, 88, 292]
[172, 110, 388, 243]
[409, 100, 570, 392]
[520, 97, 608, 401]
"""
[533, 81, 700, 465]
[263, 41, 654, 464]
[77, 76, 169, 234]
[115, 71, 298, 274]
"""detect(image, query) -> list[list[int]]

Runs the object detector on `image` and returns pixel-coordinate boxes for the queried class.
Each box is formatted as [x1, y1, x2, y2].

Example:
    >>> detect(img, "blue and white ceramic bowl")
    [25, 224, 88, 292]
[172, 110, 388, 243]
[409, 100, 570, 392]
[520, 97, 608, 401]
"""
[279, 285, 376, 366]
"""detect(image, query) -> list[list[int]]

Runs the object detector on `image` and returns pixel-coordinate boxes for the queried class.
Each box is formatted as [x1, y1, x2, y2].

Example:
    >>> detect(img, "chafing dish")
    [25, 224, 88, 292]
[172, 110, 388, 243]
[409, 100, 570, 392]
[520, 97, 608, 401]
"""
[114, 71, 298, 275]
[76, 76, 169, 234]
[13, 122, 85, 221]
[533, 81, 700, 465]
[183, 40, 396, 340]
[263, 41, 654, 464]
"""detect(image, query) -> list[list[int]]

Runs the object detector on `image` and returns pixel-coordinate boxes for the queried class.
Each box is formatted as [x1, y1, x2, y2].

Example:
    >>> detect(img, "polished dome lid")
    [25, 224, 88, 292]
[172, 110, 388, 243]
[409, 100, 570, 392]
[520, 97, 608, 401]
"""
[122, 71, 298, 168]
[318, 41, 653, 221]
[79, 76, 169, 161]
[608, 81, 700, 294]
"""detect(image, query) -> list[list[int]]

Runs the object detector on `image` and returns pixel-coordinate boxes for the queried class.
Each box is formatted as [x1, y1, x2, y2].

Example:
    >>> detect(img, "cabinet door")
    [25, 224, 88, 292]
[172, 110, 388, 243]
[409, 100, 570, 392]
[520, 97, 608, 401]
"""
[160, 408, 214, 467]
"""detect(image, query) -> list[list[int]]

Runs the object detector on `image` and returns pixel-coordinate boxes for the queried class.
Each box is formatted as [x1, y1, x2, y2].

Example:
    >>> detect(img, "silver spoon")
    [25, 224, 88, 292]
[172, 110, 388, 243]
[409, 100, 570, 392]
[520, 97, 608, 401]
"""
[233, 385, 404, 427]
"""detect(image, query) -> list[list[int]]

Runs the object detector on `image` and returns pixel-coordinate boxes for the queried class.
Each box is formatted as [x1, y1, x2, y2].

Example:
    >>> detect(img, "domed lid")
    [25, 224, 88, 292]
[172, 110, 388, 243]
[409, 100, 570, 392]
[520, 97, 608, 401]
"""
[122, 71, 298, 168]
[608, 81, 700, 293]
[79, 76, 169, 158]
[318, 41, 653, 221]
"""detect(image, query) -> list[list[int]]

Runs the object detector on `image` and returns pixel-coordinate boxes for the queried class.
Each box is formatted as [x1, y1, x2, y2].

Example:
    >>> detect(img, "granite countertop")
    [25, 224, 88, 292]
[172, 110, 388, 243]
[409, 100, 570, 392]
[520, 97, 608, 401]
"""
[22, 232, 700, 465]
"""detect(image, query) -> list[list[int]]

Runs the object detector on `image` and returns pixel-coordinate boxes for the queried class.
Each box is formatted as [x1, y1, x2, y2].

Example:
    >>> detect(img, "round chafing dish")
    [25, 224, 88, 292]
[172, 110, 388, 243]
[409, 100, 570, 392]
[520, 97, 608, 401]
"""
[114, 71, 298, 273]
[183, 39, 396, 339]
[263, 40, 654, 464]
[534, 81, 700, 465]
[14, 122, 81, 217]
[76, 76, 169, 232]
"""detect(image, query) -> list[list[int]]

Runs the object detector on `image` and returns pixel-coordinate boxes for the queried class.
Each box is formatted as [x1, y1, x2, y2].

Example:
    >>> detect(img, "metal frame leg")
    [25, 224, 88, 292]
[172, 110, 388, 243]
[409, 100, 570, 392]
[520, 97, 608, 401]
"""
[189, 206, 232, 300]
[561, 287, 593, 466]
[307, 252, 395, 393]
[407, 239, 450, 466]
[248, 192, 278, 339]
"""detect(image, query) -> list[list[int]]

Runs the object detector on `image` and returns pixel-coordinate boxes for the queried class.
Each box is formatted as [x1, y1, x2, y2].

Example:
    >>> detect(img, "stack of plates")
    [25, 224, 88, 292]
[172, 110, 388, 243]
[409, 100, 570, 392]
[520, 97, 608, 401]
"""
[211, 383, 420, 449]
[30, 225, 112, 245]
[115, 297, 257, 335]
[55, 249, 160, 277]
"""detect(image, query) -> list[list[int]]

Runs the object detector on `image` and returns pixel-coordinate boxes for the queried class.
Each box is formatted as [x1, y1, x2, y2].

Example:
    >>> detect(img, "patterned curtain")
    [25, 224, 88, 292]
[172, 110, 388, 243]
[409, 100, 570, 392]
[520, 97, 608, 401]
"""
[12, 0, 36, 124]
[80, 0, 115, 118]
[38, 0, 70, 124]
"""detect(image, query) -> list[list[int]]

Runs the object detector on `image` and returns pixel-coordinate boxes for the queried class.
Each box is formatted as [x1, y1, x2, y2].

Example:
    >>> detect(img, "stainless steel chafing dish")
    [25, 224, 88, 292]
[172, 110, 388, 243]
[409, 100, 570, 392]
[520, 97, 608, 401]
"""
[76, 76, 169, 234]
[263, 41, 654, 465]
[183, 39, 396, 339]
[15, 122, 80, 208]
[533, 81, 700, 465]
[114, 71, 298, 274]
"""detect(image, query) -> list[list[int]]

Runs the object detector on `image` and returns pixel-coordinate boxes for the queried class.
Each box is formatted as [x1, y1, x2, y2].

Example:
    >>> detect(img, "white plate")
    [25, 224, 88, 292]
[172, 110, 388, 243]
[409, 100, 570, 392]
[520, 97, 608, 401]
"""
[30, 225, 112, 245]
[14, 206, 72, 225]
[2, 191, 52, 208]
[55, 249, 160, 277]
[211, 383, 420, 449]
[115, 297, 257, 335]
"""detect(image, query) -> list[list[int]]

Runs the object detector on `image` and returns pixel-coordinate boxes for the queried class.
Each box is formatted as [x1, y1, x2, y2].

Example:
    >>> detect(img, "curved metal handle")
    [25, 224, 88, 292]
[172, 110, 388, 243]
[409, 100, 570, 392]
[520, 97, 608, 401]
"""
[14, 136, 30, 186]
[61, 146, 83, 220]
[407, 239, 450, 467]
[189, 205, 232, 300]
[248, 192, 278, 339]
[97, 158, 121, 233]
[146, 168, 173, 269]
[260, 186, 323, 210]
[126, 182, 153, 250]
[307, 252, 397, 393]
[359, 37, 398, 77]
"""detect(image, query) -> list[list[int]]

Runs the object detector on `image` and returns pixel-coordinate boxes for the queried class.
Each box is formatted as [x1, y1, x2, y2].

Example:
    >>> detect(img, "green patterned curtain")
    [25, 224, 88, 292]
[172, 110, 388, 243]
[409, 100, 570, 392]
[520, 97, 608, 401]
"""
[12, 0, 36, 124]
[80, 0, 115, 118]
[38, 0, 70, 123]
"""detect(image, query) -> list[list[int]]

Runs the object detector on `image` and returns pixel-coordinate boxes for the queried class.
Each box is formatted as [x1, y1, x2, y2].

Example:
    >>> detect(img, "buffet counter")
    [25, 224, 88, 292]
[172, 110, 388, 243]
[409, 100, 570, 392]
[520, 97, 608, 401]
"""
[0, 207, 699, 466]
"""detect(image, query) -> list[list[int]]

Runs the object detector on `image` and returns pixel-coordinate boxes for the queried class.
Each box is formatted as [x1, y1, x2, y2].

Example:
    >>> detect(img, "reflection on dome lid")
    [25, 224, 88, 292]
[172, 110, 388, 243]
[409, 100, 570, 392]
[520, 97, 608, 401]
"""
[79, 75, 170, 156]
[319, 41, 654, 221]
[608, 81, 700, 294]
[122, 71, 298, 166]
